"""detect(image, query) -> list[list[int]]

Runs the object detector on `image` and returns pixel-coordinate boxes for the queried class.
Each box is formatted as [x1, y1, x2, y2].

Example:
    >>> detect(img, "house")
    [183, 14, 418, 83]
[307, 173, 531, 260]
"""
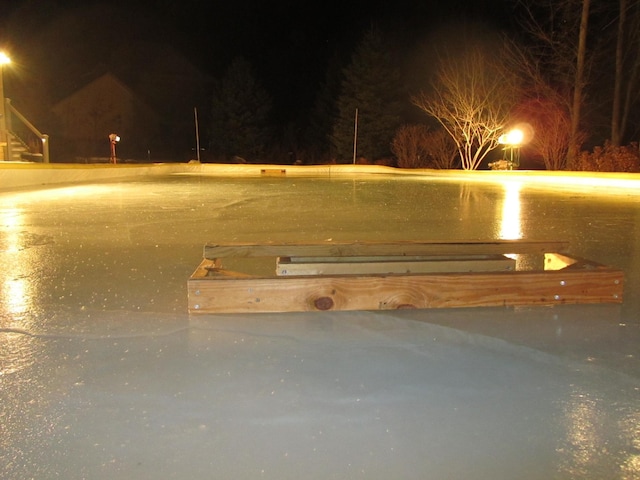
[51, 72, 158, 161]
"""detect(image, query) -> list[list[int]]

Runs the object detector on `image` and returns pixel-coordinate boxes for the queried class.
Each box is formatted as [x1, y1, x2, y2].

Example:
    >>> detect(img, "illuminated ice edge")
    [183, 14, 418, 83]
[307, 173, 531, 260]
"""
[1, 162, 639, 194]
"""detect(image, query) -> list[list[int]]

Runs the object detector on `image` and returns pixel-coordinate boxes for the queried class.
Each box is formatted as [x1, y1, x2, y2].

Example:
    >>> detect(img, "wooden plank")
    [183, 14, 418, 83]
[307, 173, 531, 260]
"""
[283, 254, 507, 263]
[276, 254, 515, 276]
[543, 252, 610, 271]
[190, 258, 258, 279]
[188, 263, 623, 314]
[191, 258, 216, 279]
[204, 240, 569, 259]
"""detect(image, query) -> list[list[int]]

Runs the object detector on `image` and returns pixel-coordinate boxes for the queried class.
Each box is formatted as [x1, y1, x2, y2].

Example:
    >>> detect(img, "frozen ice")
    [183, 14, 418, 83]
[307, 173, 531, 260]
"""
[1, 170, 639, 479]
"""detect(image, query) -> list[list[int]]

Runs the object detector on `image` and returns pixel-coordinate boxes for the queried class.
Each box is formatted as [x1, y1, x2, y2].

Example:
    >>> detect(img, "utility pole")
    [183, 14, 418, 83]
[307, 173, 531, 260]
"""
[0, 52, 11, 161]
[194, 107, 201, 162]
[352, 108, 358, 164]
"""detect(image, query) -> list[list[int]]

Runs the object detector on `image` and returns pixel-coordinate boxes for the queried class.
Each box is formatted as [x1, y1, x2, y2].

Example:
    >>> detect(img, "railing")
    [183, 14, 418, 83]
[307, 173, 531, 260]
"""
[5, 98, 49, 163]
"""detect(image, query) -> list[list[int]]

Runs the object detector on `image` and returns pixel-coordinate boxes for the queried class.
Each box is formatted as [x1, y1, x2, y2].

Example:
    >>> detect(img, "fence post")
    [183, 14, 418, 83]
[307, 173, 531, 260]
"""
[42, 134, 49, 163]
[4, 98, 11, 161]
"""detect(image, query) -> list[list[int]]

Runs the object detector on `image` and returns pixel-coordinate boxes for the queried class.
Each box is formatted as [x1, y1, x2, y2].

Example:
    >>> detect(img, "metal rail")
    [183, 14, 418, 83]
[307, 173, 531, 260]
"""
[5, 98, 49, 163]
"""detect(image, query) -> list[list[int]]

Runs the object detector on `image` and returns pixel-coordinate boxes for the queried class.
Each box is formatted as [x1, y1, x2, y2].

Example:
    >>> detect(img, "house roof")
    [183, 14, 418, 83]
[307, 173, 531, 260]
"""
[51, 72, 156, 117]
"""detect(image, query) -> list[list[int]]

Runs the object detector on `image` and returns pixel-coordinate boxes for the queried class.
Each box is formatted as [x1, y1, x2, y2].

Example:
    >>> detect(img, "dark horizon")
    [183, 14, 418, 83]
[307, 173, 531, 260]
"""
[0, 0, 515, 127]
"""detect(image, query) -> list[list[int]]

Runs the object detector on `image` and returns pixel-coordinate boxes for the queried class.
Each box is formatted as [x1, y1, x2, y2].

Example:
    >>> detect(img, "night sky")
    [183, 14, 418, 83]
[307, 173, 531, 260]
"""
[0, 0, 514, 127]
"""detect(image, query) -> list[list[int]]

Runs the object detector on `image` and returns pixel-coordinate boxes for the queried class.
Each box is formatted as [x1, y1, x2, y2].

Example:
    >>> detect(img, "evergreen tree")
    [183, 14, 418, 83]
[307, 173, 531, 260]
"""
[210, 57, 272, 161]
[304, 52, 343, 161]
[331, 28, 403, 162]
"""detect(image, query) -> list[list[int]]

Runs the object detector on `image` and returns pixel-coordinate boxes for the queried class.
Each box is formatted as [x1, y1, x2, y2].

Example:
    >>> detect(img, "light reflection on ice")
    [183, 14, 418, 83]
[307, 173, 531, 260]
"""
[620, 408, 640, 478]
[499, 180, 523, 240]
[556, 386, 640, 479]
[4, 278, 28, 315]
[0, 206, 36, 316]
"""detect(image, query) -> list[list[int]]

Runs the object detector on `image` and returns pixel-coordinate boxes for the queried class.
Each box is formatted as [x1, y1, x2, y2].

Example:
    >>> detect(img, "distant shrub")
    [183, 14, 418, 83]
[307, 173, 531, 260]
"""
[573, 142, 640, 173]
[391, 124, 457, 169]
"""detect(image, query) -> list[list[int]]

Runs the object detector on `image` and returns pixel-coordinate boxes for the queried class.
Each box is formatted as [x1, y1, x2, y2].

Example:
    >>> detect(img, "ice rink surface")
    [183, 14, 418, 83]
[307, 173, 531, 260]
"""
[1, 171, 639, 479]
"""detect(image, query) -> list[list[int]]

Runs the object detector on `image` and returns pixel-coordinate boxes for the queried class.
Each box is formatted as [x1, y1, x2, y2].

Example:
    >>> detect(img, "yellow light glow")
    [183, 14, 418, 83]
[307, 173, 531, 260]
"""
[0, 51, 10, 66]
[499, 181, 522, 240]
[0, 206, 33, 315]
[4, 278, 27, 314]
[491, 172, 640, 194]
[2, 184, 115, 202]
[454, 169, 640, 196]
[499, 128, 524, 146]
[506, 129, 524, 145]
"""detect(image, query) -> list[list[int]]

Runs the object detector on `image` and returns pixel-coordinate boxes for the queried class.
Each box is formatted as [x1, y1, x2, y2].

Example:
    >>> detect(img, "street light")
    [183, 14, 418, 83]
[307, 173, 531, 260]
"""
[498, 127, 524, 169]
[0, 51, 11, 161]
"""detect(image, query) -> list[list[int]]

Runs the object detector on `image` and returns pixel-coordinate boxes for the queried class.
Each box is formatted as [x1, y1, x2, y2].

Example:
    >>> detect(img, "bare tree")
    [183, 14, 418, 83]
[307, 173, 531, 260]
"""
[412, 45, 519, 170]
[392, 124, 431, 169]
[503, 38, 576, 169]
[611, 0, 627, 146]
[612, 0, 640, 146]
[516, 0, 592, 165]
[426, 129, 458, 169]
[391, 125, 458, 169]
[568, 0, 590, 163]
[514, 98, 574, 170]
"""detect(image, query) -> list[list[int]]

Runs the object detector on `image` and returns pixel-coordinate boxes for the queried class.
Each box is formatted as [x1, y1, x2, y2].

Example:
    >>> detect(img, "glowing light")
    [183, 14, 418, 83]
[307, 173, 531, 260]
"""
[4, 278, 27, 314]
[499, 128, 524, 146]
[0, 52, 10, 66]
[1, 184, 115, 202]
[499, 181, 522, 240]
[0, 206, 33, 315]
[452, 170, 640, 196]
[498, 172, 640, 194]
[1, 206, 22, 253]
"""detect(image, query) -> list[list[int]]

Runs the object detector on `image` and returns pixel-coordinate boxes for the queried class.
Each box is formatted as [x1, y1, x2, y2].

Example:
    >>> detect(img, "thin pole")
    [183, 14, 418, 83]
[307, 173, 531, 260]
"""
[0, 65, 6, 161]
[352, 108, 358, 164]
[194, 107, 201, 162]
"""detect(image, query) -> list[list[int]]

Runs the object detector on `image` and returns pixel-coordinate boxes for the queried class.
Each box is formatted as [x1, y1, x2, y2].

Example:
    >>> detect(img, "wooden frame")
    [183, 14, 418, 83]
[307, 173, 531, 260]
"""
[188, 240, 623, 314]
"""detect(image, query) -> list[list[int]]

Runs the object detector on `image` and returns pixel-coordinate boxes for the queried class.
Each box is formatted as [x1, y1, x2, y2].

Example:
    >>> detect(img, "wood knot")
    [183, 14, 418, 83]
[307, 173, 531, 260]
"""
[314, 296, 334, 311]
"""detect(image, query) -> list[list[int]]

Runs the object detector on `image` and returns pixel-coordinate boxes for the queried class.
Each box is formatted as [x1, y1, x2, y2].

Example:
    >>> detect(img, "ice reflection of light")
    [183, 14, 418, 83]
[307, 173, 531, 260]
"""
[523, 173, 640, 191]
[459, 170, 640, 196]
[1, 206, 21, 254]
[3, 184, 115, 202]
[0, 206, 33, 315]
[567, 394, 598, 466]
[5, 278, 27, 314]
[554, 387, 640, 478]
[499, 181, 522, 240]
[2, 208, 21, 228]
[621, 411, 640, 479]
[557, 389, 601, 477]
[557, 388, 640, 479]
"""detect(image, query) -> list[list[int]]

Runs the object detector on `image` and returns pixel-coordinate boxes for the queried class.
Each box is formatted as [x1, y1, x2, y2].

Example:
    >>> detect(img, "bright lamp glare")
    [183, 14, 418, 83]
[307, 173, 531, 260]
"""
[499, 128, 524, 146]
[0, 52, 10, 65]
[506, 129, 524, 145]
